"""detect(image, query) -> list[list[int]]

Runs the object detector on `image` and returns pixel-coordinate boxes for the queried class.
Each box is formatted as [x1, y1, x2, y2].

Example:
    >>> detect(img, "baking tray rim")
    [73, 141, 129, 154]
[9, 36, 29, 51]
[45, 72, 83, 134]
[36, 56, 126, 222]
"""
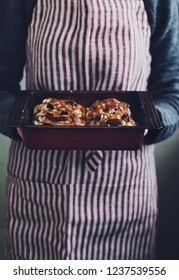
[7, 90, 163, 130]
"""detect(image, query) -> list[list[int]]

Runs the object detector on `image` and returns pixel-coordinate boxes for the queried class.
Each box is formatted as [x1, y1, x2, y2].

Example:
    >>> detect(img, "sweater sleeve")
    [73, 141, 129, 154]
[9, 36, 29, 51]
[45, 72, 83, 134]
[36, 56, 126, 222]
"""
[144, 0, 179, 144]
[0, 0, 31, 140]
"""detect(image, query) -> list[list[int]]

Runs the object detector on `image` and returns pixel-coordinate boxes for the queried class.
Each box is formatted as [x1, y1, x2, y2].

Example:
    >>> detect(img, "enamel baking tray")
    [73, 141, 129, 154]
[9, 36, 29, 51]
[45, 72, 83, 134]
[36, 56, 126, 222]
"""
[7, 90, 162, 150]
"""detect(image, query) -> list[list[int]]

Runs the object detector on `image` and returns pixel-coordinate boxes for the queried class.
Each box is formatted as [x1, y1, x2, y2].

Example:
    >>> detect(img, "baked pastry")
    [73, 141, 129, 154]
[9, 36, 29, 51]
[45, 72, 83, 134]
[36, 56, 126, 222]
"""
[33, 97, 135, 127]
[86, 98, 135, 126]
[33, 97, 86, 126]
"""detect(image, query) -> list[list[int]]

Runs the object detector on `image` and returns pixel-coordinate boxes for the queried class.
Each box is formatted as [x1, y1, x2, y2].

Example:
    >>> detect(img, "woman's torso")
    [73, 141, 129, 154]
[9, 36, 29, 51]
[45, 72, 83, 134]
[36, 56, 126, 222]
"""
[9, 0, 154, 185]
[26, 0, 151, 91]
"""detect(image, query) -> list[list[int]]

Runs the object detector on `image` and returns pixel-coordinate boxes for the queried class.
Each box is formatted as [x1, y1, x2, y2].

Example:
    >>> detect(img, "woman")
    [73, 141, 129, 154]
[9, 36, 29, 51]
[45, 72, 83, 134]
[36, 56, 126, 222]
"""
[0, 0, 179, 260]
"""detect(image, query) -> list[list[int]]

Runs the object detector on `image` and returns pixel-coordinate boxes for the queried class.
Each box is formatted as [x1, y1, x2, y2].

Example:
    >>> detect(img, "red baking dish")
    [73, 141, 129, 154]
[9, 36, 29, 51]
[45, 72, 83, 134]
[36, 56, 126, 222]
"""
[7, 90, 162, 150]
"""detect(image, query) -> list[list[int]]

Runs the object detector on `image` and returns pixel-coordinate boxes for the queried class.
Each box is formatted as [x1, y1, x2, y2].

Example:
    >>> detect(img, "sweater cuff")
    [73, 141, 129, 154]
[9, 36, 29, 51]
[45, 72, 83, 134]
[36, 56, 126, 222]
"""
[144, 98, 179, 144]
[0, 92, 22, 141]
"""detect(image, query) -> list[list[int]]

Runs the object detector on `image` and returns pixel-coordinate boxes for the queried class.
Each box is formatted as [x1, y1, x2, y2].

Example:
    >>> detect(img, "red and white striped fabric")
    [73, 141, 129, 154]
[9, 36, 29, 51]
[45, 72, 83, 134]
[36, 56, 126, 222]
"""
[6, 0, 158, 260]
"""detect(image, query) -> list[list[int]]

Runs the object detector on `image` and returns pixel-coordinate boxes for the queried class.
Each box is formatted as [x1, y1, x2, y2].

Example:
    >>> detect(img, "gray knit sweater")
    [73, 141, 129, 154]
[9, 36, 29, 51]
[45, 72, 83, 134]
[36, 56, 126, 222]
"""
[0, 0, 179, 144]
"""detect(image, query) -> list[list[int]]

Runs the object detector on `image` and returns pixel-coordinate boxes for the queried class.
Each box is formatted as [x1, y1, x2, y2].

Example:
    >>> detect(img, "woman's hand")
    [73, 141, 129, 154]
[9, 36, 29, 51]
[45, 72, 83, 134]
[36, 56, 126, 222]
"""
[17, 128, 24, 140]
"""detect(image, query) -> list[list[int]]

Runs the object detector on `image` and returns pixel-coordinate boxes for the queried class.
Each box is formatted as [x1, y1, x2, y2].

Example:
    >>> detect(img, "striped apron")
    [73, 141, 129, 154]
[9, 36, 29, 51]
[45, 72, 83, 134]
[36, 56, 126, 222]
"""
[6, 0, 158, 260]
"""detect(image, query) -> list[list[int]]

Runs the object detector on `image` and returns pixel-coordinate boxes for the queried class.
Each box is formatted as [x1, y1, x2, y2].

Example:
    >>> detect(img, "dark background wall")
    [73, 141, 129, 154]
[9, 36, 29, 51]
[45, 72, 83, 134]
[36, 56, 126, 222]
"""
[0, 134, 9, 259]
[0, 130, 179, 260]
[155, 130, 179, 259]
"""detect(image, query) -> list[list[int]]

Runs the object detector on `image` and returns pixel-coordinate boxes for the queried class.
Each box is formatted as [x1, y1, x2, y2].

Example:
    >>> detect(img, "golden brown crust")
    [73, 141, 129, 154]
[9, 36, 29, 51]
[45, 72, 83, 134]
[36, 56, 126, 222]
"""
[33, 97, 135, 127]
[33, 98, 86, 126]
[86, 98, 135, 127]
